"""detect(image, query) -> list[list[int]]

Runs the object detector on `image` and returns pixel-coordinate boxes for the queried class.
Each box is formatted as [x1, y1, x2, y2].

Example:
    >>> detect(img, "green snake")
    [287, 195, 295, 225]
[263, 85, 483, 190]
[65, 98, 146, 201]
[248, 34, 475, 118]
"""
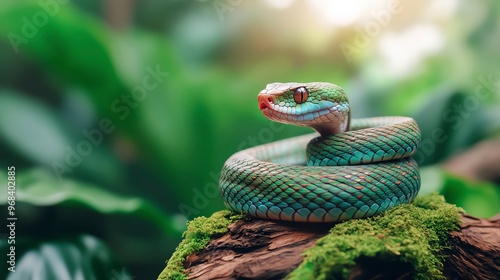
[220, 82, 421, 223]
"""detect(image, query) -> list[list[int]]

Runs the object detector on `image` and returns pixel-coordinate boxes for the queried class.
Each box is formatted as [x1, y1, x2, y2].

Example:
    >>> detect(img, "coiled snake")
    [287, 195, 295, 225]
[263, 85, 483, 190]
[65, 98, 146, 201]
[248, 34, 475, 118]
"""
[220, 82, 421, 222]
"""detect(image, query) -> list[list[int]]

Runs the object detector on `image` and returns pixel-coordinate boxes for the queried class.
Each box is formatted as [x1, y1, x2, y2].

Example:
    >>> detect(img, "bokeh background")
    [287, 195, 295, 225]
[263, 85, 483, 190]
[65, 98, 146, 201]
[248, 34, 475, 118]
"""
[1, 0, 499, 279]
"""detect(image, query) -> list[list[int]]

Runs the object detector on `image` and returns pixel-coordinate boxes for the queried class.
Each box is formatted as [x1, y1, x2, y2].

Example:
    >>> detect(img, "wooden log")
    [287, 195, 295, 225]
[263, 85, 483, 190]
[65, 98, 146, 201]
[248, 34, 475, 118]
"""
[160, 139, 500, 279]
[181, 213, 499, 280]
[444, 214, 500, 280]
[184, 219, 330, 279]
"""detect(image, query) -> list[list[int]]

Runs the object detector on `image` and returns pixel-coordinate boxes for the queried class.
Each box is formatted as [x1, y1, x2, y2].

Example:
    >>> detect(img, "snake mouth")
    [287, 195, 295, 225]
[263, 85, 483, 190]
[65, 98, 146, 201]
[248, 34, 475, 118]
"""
[264, 109, 330, 124]
[259, 98, 334, 124]
[258, 94, 273, 111]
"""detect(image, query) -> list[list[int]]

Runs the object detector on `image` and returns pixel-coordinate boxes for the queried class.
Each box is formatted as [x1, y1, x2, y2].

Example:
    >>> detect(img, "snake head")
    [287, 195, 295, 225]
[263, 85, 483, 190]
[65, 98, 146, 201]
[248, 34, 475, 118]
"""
[258, 82, 350, 135]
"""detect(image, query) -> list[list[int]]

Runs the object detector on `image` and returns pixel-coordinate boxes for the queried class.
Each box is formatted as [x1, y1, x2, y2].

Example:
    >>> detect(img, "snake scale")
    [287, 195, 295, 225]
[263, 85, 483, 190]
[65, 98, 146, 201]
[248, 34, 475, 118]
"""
[220, 82, 421, 223]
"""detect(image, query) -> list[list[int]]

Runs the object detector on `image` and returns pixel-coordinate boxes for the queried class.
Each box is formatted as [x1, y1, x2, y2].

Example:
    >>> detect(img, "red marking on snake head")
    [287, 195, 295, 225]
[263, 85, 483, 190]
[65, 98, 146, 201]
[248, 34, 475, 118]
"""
[258, 94, 273, 111]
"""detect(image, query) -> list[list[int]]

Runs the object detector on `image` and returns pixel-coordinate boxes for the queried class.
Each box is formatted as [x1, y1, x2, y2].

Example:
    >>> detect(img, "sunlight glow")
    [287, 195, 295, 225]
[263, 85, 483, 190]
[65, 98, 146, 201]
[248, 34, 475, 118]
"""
[265, 0, 295, 10]
[378, 24, 445, 77]
[308, 0, 368, 26]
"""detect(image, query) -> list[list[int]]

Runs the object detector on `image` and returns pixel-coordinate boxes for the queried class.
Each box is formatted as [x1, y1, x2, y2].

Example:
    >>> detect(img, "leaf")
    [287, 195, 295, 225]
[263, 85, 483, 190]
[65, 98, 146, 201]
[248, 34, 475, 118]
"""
[0, 90, 69, 164]
[441, 172, 500, 218]
[419, 165, 500, 218]
[0, 1, 128, 112]
[0, 169, 185, 235]
[413, 90, 492, 166]
[0, 89, 126, 186]
[1, 235, 121, 280]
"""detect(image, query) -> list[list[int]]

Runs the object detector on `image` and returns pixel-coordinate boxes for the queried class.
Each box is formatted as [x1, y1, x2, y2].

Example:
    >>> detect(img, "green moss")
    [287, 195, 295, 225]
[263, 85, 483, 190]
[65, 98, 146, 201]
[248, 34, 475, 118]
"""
[158, 193, 462, 280]
[287, 193, 462, 280]
[157, 210, 245, 280]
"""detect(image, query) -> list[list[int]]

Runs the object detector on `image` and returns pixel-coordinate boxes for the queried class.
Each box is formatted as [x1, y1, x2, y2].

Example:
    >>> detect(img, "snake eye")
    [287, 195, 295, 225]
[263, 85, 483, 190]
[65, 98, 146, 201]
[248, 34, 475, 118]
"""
[293, 87, 308, 104]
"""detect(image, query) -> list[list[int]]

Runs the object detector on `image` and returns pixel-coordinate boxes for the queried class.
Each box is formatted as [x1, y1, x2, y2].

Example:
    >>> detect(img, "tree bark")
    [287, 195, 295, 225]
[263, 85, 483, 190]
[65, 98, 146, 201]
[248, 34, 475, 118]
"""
[182, 213, 499, 280]
[183, 219, 330, 279]
[444, 214, 500, 280]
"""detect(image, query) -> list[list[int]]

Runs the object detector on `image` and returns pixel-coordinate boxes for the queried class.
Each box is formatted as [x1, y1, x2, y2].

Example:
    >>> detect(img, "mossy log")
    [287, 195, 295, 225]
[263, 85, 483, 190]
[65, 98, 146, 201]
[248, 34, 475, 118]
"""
[159, 140, 500, 279]
[158, 194, 500, 280]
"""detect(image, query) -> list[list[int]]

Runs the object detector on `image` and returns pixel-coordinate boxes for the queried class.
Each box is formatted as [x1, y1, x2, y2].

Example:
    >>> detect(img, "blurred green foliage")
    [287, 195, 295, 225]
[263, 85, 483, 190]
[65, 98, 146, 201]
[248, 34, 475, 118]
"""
[0, 0, 499, 279]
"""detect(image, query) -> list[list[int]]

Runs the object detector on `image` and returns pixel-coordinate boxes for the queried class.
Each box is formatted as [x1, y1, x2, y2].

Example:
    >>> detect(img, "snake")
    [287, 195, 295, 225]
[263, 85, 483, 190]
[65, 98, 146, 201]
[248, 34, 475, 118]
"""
[219, 82, 421, 223]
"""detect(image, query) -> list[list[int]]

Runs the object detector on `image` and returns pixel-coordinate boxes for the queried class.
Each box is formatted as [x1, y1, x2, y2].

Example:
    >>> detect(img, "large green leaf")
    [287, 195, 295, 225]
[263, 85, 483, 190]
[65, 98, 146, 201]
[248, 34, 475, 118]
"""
[1, 235, 122, 280]
[413, 90, 493, 166]
[0, 169, 185, 235]
[0, 1, 128, 112]
[420, 165, 500, 218]
[0, 89, 126, 186]
[0, 90, 69, 164]
[441, 172, 500, 218]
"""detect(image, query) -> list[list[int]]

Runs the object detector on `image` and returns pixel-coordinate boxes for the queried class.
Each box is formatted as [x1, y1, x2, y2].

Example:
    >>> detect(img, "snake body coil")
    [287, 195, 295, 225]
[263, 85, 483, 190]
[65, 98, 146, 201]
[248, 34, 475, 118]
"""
[220, 82, 421, 223]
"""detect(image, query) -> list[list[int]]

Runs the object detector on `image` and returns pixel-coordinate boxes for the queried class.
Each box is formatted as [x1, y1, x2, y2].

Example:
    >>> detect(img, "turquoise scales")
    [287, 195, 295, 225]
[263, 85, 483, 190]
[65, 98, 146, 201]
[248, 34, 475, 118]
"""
[219, 82, 421, 222]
